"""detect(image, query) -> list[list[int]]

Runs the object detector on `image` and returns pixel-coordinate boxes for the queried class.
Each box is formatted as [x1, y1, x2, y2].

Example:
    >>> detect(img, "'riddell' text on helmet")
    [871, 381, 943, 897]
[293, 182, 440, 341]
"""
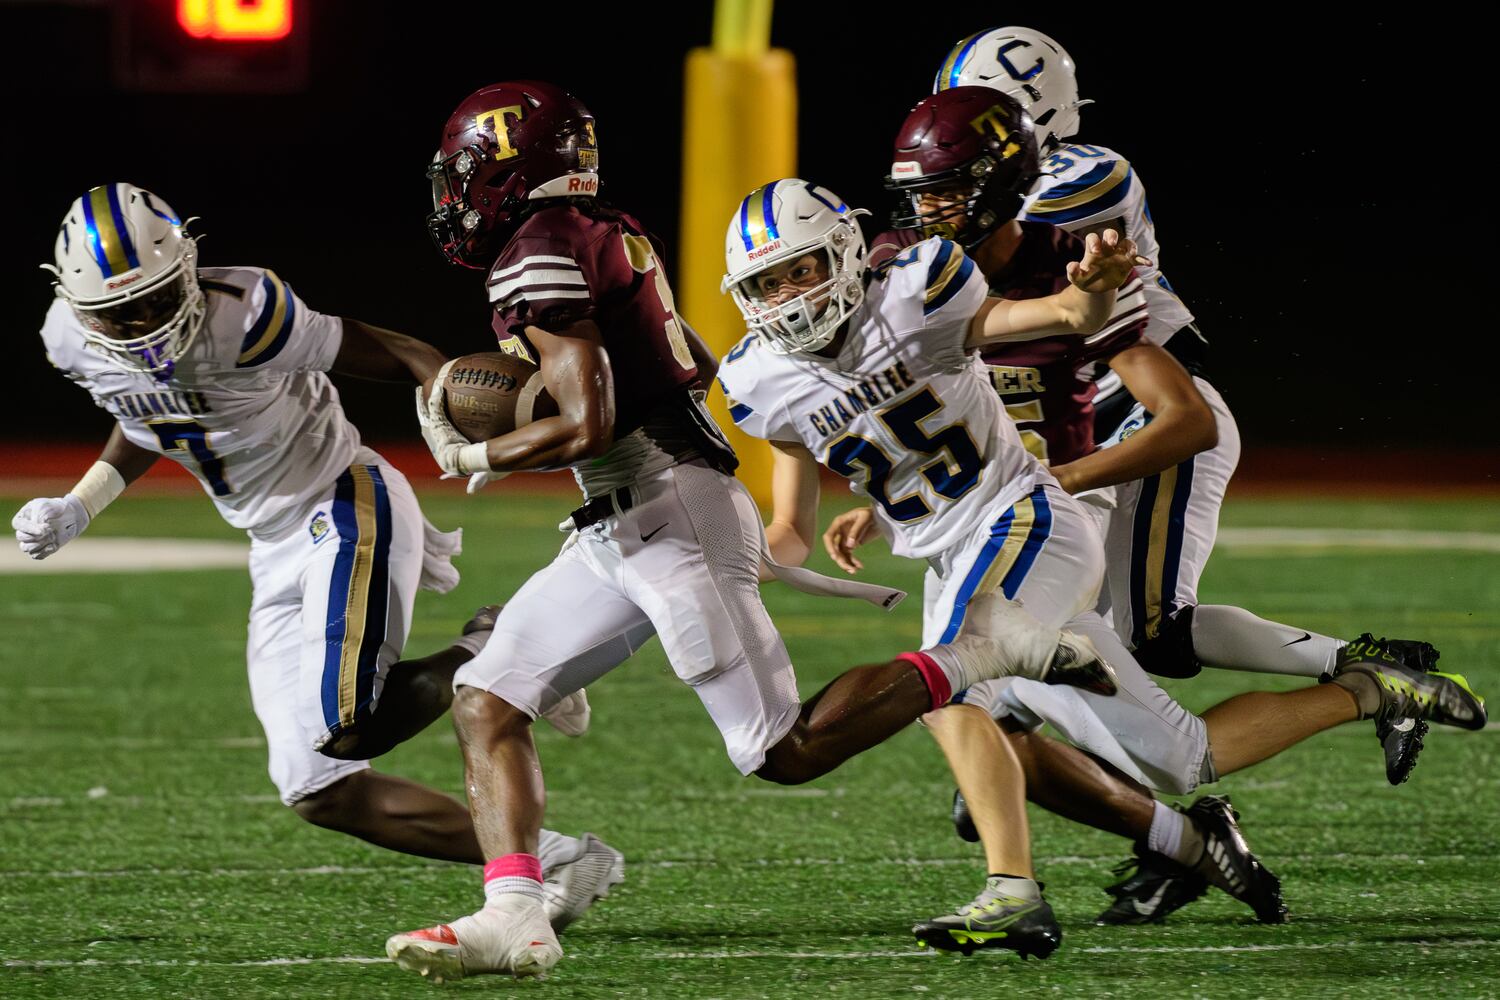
[427, 80, 599, 269]
[721, 179, 870, 356]
[43, 183, 205, 379]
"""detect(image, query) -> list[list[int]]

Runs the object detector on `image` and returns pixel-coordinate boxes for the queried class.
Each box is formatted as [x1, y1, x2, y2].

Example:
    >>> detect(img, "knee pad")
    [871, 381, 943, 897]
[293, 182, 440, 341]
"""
[1133, 606, 1203, 679]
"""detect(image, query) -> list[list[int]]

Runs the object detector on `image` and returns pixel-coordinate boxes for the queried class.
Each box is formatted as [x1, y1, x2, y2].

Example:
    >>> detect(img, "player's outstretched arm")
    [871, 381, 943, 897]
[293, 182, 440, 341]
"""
[1050, 343, 1217, 494]
[332, 318, 448, 384]
[764, 440, 823, 577]
[11, 424, 157, 560]
[965, 230, 1149, 348]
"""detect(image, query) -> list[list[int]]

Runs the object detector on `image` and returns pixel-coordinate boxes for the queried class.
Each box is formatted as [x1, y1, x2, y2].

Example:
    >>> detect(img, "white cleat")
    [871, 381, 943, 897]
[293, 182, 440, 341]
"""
[386, 893, 562, 983]
[539, 689, 592, 737]
[930, 592, 1117, 695]
[543, 832, 625, 931]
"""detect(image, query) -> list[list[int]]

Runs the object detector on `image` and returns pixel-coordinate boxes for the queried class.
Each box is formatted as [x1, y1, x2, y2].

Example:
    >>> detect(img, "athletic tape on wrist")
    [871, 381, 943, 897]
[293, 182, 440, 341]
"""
[457, 442, 492, 476]
[70, 461, 127, 519]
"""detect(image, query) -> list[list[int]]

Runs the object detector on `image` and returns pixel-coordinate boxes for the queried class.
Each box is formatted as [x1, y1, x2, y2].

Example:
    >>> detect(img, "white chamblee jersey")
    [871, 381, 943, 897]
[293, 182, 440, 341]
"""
[41, 265, 359, 539]
[719, 236, 1048, 560]
[1020, 143, 1193, 346]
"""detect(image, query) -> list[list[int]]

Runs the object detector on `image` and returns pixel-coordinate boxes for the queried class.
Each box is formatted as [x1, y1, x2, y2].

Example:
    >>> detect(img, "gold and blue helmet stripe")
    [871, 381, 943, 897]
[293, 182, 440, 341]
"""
[935, 31, 986, 92]
[738, 180, 783, 251]
[81, 184, 141, 278]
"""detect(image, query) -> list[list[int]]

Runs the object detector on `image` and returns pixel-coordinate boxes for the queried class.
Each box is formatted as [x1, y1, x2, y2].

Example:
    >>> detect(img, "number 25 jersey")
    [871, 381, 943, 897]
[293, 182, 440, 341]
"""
[718, 237, 1049, 560]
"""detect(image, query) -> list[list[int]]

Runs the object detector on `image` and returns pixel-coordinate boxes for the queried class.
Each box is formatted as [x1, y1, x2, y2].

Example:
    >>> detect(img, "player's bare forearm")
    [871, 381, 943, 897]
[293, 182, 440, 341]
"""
[333, 318, 448, 384]
[966, 286, 1116, 348]
[482, 320, 614, 471]
[1051, 344, 1216, 494]
[99, 423, 158, 484]
[764, 440, 821, 575]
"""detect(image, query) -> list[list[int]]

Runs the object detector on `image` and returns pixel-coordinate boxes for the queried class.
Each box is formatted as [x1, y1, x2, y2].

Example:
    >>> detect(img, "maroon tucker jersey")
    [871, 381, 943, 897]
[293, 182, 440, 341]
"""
[486, 203, 701, 437]
[870, 222, 1147, 466]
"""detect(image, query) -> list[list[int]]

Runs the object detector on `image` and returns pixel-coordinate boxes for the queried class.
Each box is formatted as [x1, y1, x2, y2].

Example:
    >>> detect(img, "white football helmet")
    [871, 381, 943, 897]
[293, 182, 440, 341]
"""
[935, 27, 1092, 152]
[43, 183, 205, 377]
[721, 179, 869, 355]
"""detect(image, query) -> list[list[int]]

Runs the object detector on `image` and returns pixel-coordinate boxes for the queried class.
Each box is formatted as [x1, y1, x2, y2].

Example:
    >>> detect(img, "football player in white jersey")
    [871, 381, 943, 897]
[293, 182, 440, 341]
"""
[725, 177, 1488, 956]
[939, 26, 1442, 787]
[935, 26, 1455, 919]
[11, 184, 622, 931]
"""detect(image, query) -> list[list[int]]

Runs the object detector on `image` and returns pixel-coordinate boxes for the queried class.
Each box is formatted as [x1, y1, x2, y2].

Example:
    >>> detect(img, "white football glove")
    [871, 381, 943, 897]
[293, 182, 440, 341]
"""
[12, 494, 90, 560]
[416, 363, 510, 491]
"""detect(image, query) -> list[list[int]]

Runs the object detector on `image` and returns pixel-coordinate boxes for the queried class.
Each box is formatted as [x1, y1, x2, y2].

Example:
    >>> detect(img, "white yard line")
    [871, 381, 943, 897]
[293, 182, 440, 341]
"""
[1216, 527, 1500, 554]
[0, 537, 247, 574]
[4, 938, 1494, 969]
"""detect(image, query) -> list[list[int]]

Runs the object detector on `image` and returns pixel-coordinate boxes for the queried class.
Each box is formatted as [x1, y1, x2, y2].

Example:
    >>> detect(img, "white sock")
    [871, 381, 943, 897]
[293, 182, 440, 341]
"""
[1146, 800, 1188, 862]
[922, 600, 1061, 692]
[536, 829, 583, 875]
[986, 875, 1041, 901]
[1191, 604, 1341, 679]
[450, 629, 490, 658]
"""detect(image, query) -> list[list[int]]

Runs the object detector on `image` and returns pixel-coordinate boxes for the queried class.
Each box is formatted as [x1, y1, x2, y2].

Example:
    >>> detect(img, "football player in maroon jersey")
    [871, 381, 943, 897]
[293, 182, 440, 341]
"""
[384, 81, 1118, 981]
[827, 87, 1487, 947]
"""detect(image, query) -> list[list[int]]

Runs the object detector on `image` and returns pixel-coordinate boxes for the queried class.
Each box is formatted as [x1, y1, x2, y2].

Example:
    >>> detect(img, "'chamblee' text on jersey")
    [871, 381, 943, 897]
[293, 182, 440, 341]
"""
[718, 236, 1048, 560]
[870, 224, 1148, 467]
[1021, 142, 1193, 352]
[486, 203, 733, 500]
[41, 266, 357, 540]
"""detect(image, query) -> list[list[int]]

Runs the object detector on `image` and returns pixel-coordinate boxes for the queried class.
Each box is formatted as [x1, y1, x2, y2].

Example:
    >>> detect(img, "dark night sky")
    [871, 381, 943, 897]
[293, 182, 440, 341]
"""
[0, 2, 1482, 450]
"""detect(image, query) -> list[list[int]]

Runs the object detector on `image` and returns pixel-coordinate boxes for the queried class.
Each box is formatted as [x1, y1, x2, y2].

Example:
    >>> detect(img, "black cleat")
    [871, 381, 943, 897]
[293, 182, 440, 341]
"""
[913, 879, 1061, 958]
[1183, 795, 1287, 924]
[1095, 849, 1208, 925]
[1342, 634, 1441, 784]
[951, 788, 980, 843]
[1332, 650, 1486, 732]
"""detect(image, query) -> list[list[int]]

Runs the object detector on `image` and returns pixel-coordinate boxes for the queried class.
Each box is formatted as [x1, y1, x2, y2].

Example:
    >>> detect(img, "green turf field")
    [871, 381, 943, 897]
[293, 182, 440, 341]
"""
[2, 490, 1497, 999]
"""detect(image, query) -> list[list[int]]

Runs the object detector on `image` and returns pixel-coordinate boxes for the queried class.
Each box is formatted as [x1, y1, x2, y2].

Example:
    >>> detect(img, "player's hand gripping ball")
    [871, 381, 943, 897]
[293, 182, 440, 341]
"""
[425, 352, 559, 443]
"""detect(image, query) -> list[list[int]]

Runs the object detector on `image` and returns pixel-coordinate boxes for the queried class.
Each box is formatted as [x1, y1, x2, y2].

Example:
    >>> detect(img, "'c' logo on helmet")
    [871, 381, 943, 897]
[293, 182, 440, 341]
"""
[476, 105, 524, 161]
[969, 106, 1023, 160]
[997, 40, 1044, 82]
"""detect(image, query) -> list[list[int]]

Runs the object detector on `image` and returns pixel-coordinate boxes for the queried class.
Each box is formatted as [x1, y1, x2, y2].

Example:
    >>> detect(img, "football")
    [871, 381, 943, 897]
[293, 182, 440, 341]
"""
[437, 352, 558, 443]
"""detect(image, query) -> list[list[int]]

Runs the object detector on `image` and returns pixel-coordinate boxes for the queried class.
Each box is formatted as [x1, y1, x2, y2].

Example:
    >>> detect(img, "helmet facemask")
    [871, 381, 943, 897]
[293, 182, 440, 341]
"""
[58, 236, 206, 379]
[887, 157, 1023, 250]
[426, 147, 527, 269]
[728, 217, 867, 356]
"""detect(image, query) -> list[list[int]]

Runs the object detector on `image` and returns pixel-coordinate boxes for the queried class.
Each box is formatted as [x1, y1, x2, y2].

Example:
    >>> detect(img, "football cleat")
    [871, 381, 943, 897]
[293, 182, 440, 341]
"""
[542, 833, 625, 932]
[1182, 795, 1287, 924]
[1341, 633, 1442, 784]
[1332, 653, 1486, 732]
[913, 878, 1061, 958]
[1095, 849, 1207, 925]
[1042, 629, 1118, 696]
[951, 788, 980, 843]
[386, 893, 561, 983]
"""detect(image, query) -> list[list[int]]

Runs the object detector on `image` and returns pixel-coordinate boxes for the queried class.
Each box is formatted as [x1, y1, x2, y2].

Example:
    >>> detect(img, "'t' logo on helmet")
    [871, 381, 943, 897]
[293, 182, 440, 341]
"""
[969, 105, 1022, 160]
[476, 105, 524, 161]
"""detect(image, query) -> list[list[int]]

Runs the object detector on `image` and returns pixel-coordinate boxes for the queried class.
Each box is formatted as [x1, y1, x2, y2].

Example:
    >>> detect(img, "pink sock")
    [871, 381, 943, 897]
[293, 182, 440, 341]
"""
[897, 650, 951, 710]
[483, 852, 544, 904]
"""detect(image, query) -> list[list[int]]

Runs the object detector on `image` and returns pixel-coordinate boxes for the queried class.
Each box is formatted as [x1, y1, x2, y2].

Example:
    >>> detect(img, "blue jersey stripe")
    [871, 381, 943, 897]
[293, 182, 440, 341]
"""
[923, 255, 975, 315]
[1023, 168, 1134, 225]
[729, 402, 754, 424]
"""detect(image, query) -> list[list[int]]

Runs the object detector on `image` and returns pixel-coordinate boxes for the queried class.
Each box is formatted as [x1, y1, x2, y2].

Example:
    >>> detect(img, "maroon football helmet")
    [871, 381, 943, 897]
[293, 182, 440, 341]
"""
[427, 80, 599, 268]
[885, 87, 1038, 248]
